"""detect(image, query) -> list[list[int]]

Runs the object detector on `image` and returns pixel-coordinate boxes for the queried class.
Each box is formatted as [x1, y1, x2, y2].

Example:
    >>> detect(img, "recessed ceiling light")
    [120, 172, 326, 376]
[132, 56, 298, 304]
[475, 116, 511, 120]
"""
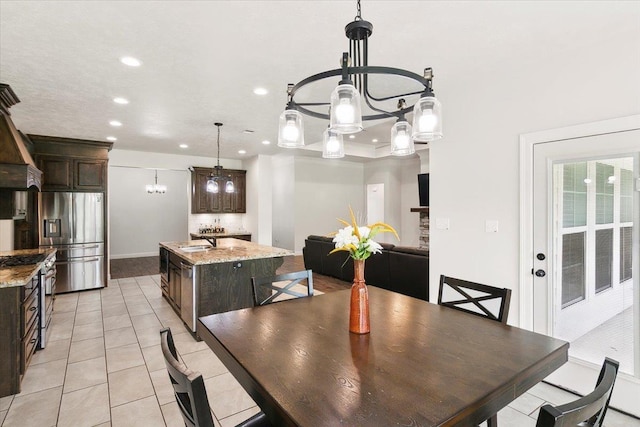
[179, 144, 188, 149]
[253, 88, 268, 95]
[238, 150, 247, 154]
[372, 139, 378, 143]
[113, 97, 129, 105]
[261, 140, 271, 145]
[109, 120, 122, 127]
[106, 136, 117, 142]
[120, 56, 142, 67]
[349, 135, 355, 139]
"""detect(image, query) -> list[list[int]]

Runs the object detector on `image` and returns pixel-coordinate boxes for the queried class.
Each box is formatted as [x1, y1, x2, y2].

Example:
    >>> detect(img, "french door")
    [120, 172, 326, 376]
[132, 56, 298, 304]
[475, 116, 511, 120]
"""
[520, 116, 640, 416]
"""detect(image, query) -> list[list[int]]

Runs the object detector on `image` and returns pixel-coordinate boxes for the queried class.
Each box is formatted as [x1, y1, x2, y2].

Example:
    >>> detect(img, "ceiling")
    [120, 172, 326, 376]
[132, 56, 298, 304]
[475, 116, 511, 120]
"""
[1, 1, 636, 161]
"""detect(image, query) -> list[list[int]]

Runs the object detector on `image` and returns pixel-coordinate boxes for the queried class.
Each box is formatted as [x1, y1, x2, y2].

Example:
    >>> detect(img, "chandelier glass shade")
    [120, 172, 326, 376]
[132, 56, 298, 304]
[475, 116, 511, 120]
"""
[146, 169, 167, 194]
[277, 0, 442, 158]
[390, 119, 415, 156]
[206, 123, 234, 194]
[322, 127, 345, 158]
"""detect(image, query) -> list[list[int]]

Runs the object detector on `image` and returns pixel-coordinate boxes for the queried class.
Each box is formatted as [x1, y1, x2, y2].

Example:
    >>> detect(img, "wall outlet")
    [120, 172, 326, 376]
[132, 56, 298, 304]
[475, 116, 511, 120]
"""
[485, 220, 499, 233]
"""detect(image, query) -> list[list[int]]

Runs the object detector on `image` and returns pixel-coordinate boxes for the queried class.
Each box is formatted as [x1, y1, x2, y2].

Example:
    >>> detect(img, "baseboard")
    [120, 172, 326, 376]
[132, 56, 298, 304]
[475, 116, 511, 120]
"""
[110, 252, 158, 260]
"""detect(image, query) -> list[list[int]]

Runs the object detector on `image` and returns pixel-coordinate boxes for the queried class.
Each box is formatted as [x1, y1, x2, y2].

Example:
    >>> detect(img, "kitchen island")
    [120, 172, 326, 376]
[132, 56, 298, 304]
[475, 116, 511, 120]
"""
[159, 238, 293, 334]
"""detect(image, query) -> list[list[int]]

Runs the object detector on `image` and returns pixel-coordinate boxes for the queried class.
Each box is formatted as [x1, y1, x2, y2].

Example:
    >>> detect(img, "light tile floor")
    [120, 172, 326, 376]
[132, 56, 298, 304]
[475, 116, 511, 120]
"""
[0, 274, 638, 427]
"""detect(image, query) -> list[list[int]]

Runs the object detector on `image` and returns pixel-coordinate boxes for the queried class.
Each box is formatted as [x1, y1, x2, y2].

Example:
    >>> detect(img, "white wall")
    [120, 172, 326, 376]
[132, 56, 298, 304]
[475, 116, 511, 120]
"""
[271, 155, 295, 250]
[363, 157, 420, 246]
[244, 155, 272, 245]
[108, 149, 245, 258]
[429, 27, 640, 324]
[109, 166, 188, 258]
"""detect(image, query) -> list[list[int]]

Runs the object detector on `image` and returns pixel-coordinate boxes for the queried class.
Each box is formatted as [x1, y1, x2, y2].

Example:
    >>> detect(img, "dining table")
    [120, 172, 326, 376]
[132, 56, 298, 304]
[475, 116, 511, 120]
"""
[197, 286, 569, 426]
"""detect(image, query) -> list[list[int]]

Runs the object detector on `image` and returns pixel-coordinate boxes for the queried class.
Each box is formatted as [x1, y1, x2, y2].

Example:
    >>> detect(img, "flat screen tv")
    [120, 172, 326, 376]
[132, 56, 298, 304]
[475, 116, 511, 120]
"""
[418, 173, 429, 207]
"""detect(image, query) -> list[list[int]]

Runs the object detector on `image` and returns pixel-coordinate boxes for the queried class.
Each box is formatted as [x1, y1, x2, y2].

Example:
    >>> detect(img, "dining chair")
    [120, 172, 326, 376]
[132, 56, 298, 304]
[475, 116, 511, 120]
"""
[438, 275, 512, 324]
[535, 358, 619, 427]
[160, 328, 271, 427]
[251, 269, 314, 306]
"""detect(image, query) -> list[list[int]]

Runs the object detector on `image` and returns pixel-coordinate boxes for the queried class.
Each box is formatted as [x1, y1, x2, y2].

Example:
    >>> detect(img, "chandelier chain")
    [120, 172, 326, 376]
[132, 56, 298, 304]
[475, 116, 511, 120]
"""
[355, 0, 362, 21]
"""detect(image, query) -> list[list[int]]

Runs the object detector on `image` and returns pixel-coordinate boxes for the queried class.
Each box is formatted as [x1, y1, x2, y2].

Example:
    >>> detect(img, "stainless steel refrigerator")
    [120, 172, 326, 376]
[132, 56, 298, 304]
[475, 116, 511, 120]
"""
[39, 192, 105, 293]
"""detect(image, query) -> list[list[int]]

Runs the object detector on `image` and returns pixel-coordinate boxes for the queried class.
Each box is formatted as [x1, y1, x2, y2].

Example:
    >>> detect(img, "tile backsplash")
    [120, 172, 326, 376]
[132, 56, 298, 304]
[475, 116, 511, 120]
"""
[188, 213, 247, 234]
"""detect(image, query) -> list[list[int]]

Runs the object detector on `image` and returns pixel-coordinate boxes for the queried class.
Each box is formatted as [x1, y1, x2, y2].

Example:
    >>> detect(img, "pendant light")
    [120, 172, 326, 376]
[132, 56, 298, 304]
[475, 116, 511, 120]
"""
[322, 127, 345, 158]
[206, 123, 234, 194]
[146, 169, 167, 194]
[278, 0, 442, 158]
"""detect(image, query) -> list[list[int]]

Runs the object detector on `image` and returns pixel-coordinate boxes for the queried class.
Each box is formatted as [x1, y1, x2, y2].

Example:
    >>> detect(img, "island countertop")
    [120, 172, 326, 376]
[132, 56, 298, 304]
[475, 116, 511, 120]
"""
[160, 238, 293, 265]
[0, 248, 57, 288]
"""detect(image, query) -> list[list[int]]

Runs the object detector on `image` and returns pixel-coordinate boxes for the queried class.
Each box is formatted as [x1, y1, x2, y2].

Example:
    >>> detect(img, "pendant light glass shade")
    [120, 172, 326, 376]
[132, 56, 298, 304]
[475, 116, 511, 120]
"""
[322, 128, 345, 159]
[225, 179, 235, 193]
[390, 120, 415, 156]
[329, 83, 363, 134]
[206, 177, 219, 193]
[278, 109, 305, 148]
[411, 96, 443, 142]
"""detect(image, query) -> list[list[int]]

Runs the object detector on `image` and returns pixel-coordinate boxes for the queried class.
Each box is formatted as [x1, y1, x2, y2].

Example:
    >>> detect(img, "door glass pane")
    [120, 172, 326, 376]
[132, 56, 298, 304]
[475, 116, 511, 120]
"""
[620, 168, 633, 223]
[595, 162, 614, 224]
[595, 229, 613, 293]
[561, 232, 585, 307]
[563, 163, 587, 227]
[555, 156, 635, 376]
[620, 226, 633, 282]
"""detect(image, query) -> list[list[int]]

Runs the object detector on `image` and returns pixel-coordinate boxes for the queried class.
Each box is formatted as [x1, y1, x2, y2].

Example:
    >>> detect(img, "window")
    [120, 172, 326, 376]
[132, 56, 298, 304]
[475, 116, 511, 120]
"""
[563, 163, 587, 227]
[562, 232, 586, 307]
[595, 229, 613, 293]
[595, 162, 614, 224]
[621, 226, 633, 282]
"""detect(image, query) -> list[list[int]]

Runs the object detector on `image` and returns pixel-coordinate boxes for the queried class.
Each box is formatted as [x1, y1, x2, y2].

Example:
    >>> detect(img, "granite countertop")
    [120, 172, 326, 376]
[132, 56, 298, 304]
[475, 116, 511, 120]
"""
[0, 248, 56, 288]
[190, 232, 252, 237]
[160, 238, 293, 266]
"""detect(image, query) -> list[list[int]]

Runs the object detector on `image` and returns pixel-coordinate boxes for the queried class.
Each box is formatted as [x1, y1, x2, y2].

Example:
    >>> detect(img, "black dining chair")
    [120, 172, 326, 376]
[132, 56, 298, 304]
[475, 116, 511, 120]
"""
[160, 328, 271, 427]
[251, 269, 314, 306]
[438, 275, 512, 324]
[439, 275, 512, 427]
[536, 358, 620, 427]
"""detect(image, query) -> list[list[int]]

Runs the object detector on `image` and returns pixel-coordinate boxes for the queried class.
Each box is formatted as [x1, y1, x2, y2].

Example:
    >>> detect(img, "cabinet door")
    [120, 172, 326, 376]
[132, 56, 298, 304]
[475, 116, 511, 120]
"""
[74, 159, 106, 191]
[234, 172, 246, 213]
[169, 265, 181, 308]
[221, 175, 235, 213]
[192, 169, 218, 213]
[37, 156, 72, 190]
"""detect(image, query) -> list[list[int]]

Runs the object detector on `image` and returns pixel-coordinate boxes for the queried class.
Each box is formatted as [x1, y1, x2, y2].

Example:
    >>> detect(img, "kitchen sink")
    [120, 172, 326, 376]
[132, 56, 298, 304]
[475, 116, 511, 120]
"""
[178, 245, 213, 253]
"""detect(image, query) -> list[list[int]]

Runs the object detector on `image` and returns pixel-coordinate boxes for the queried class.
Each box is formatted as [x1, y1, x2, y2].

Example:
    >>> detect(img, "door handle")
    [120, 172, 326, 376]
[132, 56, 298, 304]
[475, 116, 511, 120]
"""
[534, 269, 546, 277]
[56, 258, 100, 265]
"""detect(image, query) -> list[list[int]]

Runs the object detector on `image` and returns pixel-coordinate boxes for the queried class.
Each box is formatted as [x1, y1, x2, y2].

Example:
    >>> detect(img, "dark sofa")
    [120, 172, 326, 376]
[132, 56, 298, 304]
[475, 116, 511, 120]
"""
[302, 235, 429, 301]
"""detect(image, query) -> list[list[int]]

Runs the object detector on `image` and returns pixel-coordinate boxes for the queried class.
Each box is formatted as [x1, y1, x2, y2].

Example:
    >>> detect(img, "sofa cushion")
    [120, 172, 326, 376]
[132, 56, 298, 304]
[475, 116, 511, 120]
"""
[390, 246, 428, 256]
[308, 235, 334, 243]
[388, 249, 429, 301]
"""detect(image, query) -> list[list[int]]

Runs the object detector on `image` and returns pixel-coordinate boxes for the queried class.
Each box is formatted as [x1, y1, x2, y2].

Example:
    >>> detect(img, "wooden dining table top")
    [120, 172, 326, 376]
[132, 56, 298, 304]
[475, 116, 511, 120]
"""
[197, 286, 568, 427]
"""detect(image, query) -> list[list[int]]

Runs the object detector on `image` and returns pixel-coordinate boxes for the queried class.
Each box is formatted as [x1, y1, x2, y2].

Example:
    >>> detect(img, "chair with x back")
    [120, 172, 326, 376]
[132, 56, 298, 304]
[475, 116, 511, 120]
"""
[160, 328, 271, 427]
[536, 358, 619, 427]
[438, 275, 512, 324]
[251, 270, 314, 306]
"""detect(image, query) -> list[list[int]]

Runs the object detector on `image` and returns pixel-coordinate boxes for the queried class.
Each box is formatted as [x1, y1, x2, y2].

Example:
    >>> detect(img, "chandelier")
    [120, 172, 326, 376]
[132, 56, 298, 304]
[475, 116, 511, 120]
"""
[206, 122, 234, 194]
[146, 169, 166, 194]
[277, 0, 442, 158]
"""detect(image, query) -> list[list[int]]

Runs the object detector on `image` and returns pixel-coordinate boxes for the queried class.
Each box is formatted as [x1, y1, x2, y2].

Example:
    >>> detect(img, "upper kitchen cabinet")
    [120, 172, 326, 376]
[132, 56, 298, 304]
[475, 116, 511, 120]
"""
[191, 167, 246, 214]
[30, 135, 113, 192]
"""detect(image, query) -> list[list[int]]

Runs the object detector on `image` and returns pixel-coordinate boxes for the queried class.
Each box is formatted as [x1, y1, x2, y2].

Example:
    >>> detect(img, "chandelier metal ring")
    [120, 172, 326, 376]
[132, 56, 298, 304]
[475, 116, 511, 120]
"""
[289, 65, 430, 121]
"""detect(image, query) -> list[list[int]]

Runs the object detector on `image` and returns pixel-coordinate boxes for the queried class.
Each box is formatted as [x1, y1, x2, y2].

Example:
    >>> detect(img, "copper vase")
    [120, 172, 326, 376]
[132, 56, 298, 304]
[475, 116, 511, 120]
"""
[349, 259, 370, 334]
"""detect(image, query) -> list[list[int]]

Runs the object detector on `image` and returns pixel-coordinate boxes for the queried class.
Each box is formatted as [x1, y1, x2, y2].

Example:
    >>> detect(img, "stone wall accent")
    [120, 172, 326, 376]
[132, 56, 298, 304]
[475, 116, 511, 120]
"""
[410, 207, 429, 250]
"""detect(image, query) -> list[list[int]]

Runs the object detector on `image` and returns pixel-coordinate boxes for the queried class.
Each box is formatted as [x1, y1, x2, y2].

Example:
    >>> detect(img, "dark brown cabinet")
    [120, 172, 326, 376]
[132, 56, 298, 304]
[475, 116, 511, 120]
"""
[0, 273, 40, 397]
[191, 167, 246, 214]
[30, 135, 112, 192]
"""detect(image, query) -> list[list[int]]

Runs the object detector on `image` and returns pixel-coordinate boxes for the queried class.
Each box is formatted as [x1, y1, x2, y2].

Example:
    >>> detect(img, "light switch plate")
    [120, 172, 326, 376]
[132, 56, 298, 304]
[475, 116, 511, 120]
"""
[436, 218, 450, 230]
[485, 220, 499, 233]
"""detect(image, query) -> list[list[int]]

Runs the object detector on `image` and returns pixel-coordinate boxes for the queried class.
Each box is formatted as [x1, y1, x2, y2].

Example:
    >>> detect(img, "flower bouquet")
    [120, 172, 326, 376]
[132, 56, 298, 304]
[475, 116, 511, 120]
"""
[330, 207, 398, 334]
